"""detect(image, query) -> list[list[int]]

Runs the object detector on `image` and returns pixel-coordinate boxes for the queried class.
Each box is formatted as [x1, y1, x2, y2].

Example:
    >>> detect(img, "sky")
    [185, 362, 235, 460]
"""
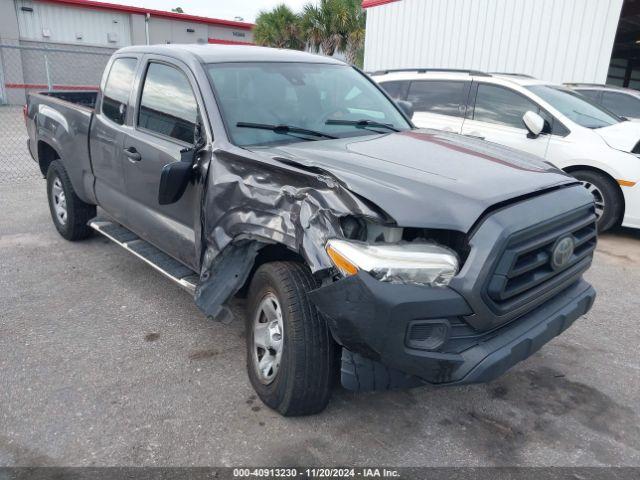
[94, 0, 311, 23]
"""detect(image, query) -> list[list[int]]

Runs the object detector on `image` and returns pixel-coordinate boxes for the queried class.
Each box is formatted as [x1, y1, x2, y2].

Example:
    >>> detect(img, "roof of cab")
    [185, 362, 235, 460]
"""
[116, 44, 346, 65]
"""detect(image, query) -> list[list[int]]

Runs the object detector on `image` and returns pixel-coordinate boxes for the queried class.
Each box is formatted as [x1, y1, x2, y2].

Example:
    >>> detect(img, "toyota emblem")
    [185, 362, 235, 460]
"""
[551, 236, 575, 270]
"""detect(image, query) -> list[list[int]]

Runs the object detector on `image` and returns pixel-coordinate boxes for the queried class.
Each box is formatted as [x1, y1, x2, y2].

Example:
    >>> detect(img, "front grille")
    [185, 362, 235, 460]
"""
[486, 206, 596, 313]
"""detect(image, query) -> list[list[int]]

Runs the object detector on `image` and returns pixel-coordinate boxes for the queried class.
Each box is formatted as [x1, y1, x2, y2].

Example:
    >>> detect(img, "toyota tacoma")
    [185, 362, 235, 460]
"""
[25, 45, 597, 416]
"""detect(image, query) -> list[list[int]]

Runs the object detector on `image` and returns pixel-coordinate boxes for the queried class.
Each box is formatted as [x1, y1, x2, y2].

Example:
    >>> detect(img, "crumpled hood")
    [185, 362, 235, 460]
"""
[595, 121, 640, 152]
[248, 129, 576, 232]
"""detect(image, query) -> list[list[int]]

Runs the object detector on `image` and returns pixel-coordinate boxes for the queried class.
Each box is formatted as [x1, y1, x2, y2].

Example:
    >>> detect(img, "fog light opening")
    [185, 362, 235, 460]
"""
[405, 319, 450, 351]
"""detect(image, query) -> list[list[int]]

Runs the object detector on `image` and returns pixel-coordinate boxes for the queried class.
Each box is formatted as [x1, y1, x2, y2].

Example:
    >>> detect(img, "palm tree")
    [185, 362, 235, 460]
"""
[335, 0, 366, 65]
[301, 0, 366, 65]
[301, 0, 343, 57]
[254, 5, 304, 50]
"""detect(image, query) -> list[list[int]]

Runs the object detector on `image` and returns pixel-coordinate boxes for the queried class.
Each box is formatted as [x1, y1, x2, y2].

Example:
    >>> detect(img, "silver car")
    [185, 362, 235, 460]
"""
[567, 83, 640, 121]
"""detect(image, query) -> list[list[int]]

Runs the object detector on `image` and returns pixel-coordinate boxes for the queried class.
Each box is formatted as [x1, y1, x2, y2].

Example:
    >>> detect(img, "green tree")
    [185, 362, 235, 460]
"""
[253, 0, 367, 67]
[335, 0, 366, 66]
[301, 0, 366, 65]
[301, 0, 343, 57]
[254, 4, 304, 50]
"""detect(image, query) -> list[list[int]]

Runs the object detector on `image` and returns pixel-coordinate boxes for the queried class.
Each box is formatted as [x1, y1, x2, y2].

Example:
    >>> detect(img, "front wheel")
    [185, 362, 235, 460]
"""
[572, 170, 622, 232]
[246, 261, 337, 416]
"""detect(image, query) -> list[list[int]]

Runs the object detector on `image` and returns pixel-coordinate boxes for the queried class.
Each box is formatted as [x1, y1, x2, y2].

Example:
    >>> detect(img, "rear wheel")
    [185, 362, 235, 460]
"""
[46, 160, 96, 241]
[246, 261, 337, 416]
[572, 169, 622, 232]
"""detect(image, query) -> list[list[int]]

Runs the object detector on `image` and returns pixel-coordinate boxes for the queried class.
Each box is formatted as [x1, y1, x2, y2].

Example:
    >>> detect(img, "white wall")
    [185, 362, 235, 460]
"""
[15, 0, 131, 47]
[364, 0, 624, 84]
[13, 1, 253, 48]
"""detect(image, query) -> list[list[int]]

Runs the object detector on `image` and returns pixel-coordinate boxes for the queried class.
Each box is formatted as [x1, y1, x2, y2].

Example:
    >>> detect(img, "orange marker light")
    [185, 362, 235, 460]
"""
[326, 245, 358, 276]
[618, 179, 636, 187]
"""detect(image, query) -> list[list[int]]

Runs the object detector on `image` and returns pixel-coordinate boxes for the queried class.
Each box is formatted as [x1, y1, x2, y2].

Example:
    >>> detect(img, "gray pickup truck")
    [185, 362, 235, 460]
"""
[26, 44, 597, 416]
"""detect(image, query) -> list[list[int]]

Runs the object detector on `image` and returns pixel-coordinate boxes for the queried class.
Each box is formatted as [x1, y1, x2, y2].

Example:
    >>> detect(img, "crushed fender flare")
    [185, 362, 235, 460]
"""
[194, 240, 264, 322]
[192, 149, 391, 322]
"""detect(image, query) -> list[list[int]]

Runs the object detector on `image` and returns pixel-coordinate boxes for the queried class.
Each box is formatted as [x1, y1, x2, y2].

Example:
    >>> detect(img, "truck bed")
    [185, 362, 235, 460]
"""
[27, 90, 97, 204]
[39, 91, 98, 109]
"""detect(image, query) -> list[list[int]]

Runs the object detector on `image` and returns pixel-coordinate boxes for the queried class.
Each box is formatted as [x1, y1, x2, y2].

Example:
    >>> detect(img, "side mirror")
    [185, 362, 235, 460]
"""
[397, 100, 414, 119]
[522, 110, 544, 138]
[158, 119, 206, 205]
[158, 159, 193, 205]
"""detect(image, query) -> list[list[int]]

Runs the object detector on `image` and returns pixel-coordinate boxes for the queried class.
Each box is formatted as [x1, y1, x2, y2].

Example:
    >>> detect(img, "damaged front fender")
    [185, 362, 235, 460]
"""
[194, 147, 387, 318]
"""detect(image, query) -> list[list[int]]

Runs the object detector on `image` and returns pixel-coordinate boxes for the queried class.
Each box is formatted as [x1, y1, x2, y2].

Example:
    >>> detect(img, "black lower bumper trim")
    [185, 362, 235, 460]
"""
[311, 273, 595, 390]
[452, 281, 595, 385]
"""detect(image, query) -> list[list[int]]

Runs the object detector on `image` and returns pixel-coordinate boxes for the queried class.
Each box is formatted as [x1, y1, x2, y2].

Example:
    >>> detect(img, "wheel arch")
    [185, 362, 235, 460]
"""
[195, 240, 313, 321]
[237, 243, 308, 298]
[563, 164, 625, 229]
[37, 140, 61, 176]
[563, 164, 626, 213]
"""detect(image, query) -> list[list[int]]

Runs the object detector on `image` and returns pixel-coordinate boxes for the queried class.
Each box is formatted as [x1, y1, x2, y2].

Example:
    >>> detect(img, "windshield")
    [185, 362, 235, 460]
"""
[206, 62, 411, 146]
[527, 85, 621, 129]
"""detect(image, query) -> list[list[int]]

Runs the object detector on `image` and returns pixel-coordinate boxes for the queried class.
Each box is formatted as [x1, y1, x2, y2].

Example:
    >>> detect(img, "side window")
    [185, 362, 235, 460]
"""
[102, 58, 137, 125]
[137, 62, 199, 144]
[602, 92, 640, 118]
[473, 84, 539, 128]
[379, 80, 408, 100]
[406, 81, 468, 117]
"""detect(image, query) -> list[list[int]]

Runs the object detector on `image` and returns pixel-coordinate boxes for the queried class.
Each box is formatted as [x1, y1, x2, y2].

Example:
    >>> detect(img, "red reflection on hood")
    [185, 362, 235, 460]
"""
[399, 130, 544, 173]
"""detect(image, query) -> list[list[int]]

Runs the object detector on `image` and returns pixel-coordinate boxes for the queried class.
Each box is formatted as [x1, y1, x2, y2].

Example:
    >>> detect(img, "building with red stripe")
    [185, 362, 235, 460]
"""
[0, 0, 254, 104]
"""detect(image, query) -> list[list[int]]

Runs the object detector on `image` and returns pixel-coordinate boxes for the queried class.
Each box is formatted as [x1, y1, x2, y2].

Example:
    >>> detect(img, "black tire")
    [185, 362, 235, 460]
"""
[46, 160, 96, 241]
[246, 261, 336, 416]
[571, 169, 623, 232]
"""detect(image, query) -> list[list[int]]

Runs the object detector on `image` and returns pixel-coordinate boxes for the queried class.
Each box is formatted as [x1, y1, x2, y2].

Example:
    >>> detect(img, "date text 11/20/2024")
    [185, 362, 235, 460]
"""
[232, 468, 400, 477]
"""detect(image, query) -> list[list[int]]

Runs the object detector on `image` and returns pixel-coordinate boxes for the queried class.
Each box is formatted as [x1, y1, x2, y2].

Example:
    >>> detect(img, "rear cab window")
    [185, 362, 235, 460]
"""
[102, 57, 138, 125]
[407, 80, 470, 117]
[137, 62, 199, 144]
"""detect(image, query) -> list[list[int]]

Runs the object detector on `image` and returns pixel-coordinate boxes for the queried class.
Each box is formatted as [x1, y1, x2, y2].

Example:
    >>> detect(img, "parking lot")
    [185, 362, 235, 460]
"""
[1, 162, 640, 466]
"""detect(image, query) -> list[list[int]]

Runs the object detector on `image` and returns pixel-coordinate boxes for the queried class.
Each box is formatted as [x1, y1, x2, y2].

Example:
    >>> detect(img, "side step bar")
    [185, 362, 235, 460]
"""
[89, 219, 199, 294]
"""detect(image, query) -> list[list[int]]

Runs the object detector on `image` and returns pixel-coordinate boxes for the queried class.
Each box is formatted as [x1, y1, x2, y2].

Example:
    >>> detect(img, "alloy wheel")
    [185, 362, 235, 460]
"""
[51, 176, 68, 225]
[252, 292, 284, 384]
[579, 180, 605, 219]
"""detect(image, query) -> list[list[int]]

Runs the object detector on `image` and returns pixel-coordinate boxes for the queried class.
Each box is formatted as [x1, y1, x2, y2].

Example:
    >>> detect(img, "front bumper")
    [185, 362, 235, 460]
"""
[622, 181, 640, 229]
[310, 272, 595, 390]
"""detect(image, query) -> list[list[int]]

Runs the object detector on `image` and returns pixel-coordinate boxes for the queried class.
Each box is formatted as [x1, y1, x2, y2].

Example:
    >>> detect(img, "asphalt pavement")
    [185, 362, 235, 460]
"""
[1, 179, 639, 467]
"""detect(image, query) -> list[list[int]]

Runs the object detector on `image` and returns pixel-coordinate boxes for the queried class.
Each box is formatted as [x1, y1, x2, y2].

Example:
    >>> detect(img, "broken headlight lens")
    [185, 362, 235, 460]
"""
[325, 239, 459, 287]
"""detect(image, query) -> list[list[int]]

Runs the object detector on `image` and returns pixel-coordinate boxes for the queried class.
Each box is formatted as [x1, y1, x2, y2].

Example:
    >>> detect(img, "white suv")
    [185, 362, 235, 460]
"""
[371, 69, 640, 231]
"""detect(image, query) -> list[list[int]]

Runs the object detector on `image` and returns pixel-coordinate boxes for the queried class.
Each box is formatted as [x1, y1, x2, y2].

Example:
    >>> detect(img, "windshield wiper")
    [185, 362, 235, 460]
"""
[325, 119, 400, 132]
[236, 122, 337, 139]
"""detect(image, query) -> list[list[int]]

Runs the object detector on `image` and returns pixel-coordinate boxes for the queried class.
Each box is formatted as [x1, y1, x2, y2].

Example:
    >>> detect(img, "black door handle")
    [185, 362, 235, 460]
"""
[123, 147, 141, 162]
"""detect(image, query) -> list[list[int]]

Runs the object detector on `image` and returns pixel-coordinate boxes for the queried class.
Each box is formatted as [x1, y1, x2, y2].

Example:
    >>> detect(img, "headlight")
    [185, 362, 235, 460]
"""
[325, 239, 459, 287]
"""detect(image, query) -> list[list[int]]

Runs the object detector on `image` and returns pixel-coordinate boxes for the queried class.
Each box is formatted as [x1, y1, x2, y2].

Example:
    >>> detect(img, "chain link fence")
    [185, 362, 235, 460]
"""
[0, 41, 113, 182]
[0, 105, 39, 182]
